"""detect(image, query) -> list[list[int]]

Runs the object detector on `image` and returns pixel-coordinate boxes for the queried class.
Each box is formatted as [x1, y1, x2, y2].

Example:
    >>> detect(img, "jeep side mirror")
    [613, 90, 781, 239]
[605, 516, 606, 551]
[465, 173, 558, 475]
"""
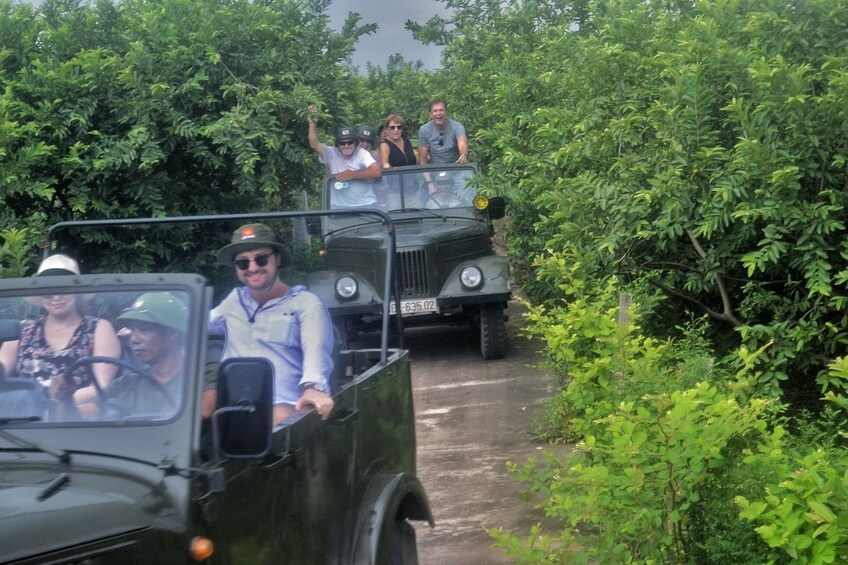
[487, 197, 506, 220]
[213, 357, 274, 459]
[306, 217, 321, 235]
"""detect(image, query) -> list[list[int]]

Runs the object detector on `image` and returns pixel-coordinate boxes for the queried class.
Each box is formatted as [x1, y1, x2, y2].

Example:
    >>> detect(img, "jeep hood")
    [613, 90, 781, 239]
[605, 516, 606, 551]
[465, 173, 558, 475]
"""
[0, 482, 150, 561]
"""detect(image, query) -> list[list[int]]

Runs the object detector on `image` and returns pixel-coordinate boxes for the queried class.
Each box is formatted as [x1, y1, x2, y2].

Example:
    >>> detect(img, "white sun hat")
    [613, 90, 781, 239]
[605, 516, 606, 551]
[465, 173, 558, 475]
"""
[36, 254, 81, 277]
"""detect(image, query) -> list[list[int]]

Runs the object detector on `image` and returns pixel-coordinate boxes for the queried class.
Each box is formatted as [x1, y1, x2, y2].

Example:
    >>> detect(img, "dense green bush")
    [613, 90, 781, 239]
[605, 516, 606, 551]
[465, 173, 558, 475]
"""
[432, 0, 848, 397]
[0, 0, 374, 281]
[493, 253, 848, 562]
[494, 270, 780, 562]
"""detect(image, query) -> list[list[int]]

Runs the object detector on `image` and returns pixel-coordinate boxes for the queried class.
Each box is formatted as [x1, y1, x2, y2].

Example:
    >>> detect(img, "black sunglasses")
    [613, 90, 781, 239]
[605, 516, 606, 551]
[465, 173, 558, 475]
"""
[233, 253, 273, 271]
[438, 132, 444, 146]
[387, 125, 403, 130]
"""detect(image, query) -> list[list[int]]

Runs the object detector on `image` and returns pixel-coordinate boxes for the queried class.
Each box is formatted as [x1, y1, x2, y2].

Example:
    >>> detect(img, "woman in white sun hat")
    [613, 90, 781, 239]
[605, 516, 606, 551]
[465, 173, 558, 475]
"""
[0, 254, 121, 418]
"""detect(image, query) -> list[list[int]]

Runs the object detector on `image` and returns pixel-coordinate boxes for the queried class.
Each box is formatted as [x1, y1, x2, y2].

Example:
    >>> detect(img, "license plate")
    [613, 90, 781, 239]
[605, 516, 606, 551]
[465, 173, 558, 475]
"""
[389, 298, 438, 316]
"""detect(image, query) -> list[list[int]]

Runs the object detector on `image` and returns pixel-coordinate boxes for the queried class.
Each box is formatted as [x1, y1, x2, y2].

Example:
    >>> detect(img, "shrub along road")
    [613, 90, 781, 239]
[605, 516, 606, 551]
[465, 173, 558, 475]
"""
[400, 297, 569, 564]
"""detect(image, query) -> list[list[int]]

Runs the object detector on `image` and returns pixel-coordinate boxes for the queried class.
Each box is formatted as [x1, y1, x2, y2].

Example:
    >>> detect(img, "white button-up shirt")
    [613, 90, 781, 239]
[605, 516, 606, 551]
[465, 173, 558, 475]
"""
[209, 285, 334, 406]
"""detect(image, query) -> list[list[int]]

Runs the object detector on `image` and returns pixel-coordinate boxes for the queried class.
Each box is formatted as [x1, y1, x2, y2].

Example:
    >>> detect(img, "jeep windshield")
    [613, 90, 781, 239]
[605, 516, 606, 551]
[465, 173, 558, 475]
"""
[327, 165, 478, 212]
[0, 286, 192, 426]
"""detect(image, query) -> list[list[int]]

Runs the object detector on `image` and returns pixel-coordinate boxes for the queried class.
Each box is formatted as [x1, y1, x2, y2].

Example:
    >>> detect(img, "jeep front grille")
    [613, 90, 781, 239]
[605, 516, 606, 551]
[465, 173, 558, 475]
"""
[396, 248, 430, 298]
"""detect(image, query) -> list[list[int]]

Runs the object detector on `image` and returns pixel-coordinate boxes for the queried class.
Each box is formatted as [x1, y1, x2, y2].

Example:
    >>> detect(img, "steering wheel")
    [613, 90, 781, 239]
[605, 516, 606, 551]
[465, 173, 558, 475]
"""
[425, 190, 459, 209]
[64, 356, 177, 418]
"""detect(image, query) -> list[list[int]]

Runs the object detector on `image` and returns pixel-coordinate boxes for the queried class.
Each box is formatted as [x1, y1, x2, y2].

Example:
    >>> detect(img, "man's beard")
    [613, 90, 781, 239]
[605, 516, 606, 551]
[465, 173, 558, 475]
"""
[341, 145, 356, 157]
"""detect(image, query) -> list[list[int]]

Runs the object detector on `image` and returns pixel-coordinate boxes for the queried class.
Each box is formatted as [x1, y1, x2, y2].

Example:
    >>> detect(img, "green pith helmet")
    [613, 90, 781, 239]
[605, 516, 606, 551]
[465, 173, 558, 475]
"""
[216, 223, 291, 267]
[117, 292, 188, 333]
[356, 125, 375, 144]
[334, 127, 357, 146]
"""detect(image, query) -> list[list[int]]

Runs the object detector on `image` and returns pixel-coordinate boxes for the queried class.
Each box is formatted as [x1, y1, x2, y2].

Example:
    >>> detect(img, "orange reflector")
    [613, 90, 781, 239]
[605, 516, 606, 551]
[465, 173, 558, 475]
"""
[190, 536, 214, 562]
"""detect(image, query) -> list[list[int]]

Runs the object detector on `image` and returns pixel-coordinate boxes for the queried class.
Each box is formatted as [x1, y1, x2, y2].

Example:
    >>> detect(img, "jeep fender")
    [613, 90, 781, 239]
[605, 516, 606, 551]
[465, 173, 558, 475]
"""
[308, 269, 382, 314]
[349, 473, 434, 564]
[439, 254, 511, 298]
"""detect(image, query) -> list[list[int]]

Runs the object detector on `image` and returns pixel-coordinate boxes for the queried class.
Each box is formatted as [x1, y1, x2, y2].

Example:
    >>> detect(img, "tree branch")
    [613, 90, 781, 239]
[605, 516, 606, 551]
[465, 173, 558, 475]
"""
[685, 229, 743, 327]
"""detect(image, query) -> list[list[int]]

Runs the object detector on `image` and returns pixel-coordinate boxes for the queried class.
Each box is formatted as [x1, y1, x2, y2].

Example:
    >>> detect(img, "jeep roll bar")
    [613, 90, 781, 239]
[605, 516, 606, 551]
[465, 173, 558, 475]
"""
[46, 210, 402, 364]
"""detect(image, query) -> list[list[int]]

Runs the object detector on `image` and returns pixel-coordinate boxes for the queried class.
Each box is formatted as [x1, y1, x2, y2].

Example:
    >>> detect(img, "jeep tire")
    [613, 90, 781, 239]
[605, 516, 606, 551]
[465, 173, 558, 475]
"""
[480, 302, 506, 360]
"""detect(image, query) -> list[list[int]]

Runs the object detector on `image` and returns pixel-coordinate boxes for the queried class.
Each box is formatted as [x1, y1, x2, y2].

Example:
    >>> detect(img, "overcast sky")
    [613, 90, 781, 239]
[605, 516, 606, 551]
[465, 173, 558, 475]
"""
[325, 1, 451, 71]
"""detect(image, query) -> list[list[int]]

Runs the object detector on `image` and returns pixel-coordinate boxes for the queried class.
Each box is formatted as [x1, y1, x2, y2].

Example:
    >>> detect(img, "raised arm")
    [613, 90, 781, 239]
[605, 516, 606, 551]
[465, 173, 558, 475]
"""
[307, 105, 325, 159]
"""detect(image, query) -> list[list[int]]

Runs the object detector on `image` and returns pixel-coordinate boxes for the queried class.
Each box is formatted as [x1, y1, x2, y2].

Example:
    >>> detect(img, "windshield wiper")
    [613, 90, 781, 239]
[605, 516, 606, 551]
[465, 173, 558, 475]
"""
[392, 208, 444, 219]
[0, 415, 41, 425]
[0, 428, 71, 465]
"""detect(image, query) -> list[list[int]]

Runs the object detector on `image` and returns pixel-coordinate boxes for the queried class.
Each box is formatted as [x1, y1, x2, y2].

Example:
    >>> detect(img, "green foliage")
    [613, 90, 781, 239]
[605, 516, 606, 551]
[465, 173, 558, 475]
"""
[736, 449, 848, 564]
[0, 0, 375, 289]
[429, 0, 848, 397]
[358, 55, 435, 137]
[0, 227, 35, 278]
[497, 380, 775, 563]
[523, 251, 722, 441]
[503, 250, 785, 562]
[733, 357, 848, 563]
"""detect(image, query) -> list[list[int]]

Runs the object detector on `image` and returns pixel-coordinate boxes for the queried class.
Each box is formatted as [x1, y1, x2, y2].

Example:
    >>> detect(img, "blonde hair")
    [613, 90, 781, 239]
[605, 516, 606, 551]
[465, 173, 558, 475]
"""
[383, 113, 406, 130]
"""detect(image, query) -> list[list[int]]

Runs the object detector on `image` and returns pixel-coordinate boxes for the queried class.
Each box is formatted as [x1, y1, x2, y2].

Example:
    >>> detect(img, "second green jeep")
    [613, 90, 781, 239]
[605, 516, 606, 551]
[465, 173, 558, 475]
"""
[308, 163, 511, 359]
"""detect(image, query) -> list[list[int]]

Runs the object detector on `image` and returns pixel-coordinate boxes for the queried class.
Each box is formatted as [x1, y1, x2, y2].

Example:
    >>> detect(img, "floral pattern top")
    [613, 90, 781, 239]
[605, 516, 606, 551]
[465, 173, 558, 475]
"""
[15, 314, 98, 392]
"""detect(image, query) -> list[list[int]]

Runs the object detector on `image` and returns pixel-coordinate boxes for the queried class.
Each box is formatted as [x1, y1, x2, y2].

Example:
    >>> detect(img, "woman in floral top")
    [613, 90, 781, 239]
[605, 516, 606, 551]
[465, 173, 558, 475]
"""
[0, 255, 120, 415]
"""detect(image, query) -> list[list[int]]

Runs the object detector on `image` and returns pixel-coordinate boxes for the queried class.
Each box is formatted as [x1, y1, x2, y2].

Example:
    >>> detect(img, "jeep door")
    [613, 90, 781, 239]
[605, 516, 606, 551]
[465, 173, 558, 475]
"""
[203, 381, 357, 564]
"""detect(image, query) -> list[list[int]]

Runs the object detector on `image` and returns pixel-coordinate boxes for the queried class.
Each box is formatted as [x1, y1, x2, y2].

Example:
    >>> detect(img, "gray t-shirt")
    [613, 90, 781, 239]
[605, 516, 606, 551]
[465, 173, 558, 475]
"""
[418, 118, 467, 164]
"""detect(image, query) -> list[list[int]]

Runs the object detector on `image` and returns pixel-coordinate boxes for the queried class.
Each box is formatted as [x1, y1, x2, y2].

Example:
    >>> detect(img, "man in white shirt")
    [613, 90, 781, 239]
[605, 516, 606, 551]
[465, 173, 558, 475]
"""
[307, 105, 381, 182]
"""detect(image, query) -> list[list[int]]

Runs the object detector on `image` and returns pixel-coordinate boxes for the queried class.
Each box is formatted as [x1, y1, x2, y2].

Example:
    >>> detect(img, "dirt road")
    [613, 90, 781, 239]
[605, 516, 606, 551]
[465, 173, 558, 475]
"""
[400, 299, 569, 564]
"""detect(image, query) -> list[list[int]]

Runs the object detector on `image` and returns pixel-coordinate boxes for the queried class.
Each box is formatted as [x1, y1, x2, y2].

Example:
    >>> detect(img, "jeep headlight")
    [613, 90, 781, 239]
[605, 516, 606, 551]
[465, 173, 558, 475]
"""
[335, 276, 358, 299]
[473, 194, 489, 211]
[460, 266, 483, 289]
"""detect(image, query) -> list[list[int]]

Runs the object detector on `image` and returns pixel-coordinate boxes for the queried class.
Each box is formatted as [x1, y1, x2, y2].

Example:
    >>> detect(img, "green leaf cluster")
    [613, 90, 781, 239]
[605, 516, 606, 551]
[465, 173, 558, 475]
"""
[433, 0, 848, 393]
[0, 0, 372, 279]
[499, 272, 779, 562]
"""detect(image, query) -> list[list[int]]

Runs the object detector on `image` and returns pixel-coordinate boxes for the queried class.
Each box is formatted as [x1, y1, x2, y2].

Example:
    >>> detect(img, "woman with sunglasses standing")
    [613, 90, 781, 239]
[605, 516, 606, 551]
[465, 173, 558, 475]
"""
[379, 114, 417, 170]
[0, 254, 121, 419]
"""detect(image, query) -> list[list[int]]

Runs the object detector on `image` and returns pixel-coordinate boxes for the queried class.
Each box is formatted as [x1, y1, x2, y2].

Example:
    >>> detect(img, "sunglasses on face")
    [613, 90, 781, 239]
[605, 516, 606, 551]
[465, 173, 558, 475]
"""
[338, 140, 356, 147]
[233, 253, 273, 271]
[388, 125, 402, 130]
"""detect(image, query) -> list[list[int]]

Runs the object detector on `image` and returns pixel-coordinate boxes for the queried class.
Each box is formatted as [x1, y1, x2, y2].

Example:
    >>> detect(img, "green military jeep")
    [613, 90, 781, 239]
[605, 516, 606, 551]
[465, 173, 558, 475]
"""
[0, 211, 431, 564]
[308, 163, 511, 360]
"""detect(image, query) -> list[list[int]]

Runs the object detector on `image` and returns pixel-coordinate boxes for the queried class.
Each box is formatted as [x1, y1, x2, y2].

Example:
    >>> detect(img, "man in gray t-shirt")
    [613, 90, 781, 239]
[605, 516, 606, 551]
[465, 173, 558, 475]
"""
[418, 99, 469, 165]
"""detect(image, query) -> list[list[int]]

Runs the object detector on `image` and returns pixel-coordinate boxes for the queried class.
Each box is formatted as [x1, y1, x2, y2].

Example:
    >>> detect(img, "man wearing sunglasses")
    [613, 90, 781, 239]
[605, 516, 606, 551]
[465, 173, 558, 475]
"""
[417, 98, 468, 165]
[306, 105, 381, 182]
[209, 223, 335, 425]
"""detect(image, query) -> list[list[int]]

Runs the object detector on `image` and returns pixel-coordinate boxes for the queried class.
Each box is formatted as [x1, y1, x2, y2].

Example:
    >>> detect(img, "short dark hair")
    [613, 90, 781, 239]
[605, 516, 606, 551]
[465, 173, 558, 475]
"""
[429, 98, 448, 111]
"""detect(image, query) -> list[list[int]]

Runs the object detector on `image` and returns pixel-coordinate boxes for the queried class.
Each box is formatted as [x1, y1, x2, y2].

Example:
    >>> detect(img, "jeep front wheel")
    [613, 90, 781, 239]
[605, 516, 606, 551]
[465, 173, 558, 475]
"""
[479, 303, 506, 360]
